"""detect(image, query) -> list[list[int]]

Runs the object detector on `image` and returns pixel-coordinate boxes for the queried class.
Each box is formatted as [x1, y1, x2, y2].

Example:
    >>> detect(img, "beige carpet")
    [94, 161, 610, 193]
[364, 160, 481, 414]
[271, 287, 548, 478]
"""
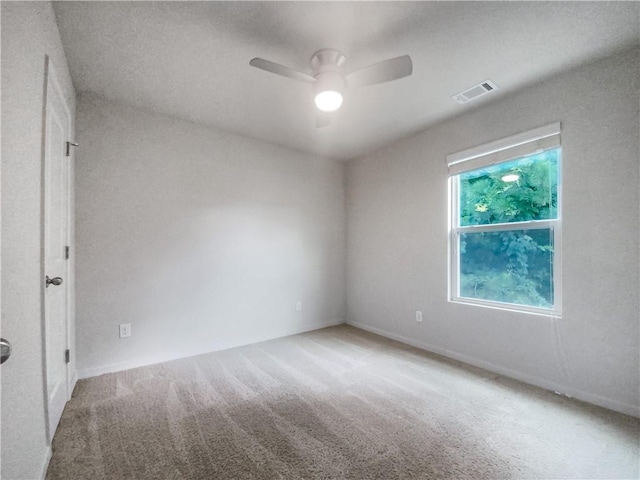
[47, 325, 639, 479]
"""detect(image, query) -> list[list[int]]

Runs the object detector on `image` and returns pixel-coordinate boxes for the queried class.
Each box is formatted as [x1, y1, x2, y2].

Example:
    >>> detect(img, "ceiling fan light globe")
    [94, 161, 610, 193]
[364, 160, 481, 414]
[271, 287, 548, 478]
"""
[315, 90, 343, 112]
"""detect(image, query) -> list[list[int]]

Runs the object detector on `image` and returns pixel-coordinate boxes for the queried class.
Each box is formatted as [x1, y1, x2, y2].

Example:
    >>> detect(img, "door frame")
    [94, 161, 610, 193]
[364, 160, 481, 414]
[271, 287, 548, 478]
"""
[41, 55, 73, 443]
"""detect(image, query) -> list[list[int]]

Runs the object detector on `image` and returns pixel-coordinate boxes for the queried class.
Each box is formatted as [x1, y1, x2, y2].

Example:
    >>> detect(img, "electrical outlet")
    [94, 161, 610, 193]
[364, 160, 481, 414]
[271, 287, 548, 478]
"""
[119, 323, 131, 338]
[415, 311, 423, 323]
[296, 301, 302, 312]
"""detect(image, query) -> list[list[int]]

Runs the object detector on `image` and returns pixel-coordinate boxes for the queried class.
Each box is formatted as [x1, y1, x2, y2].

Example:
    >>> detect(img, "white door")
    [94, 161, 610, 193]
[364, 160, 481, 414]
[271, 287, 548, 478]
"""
[43, 62, 71, 439]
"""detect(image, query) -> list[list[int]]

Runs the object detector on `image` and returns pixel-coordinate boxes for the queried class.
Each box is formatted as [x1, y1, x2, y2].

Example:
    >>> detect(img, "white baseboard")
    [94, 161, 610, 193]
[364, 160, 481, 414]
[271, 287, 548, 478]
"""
[78, 319, 345, 379]
[69, 369, 78, 397]
[347, 320, 640, 418]
[38, 446, 52, 480]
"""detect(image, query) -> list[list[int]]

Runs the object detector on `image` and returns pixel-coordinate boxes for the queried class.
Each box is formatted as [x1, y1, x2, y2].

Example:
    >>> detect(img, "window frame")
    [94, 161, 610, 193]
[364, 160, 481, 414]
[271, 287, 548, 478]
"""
[447, 124, 562, 317]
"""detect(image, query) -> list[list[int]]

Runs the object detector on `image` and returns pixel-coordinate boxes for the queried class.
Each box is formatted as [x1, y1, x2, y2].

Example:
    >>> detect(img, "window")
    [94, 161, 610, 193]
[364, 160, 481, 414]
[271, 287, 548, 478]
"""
[448, 123, 561, 315]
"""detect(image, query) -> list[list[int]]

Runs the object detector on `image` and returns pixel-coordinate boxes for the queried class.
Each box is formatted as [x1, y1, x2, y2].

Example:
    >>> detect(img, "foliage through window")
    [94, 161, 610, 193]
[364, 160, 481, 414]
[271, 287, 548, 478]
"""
[448, 125, 561, 314]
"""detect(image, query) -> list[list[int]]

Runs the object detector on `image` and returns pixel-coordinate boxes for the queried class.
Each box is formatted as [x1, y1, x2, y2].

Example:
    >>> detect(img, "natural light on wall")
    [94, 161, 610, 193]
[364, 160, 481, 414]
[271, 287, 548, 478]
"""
[447, 123, 562, 315]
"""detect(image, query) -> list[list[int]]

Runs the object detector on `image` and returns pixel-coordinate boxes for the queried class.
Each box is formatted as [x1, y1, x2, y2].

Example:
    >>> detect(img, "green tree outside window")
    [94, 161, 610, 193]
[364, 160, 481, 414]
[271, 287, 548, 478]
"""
[456, 149, 559, 308]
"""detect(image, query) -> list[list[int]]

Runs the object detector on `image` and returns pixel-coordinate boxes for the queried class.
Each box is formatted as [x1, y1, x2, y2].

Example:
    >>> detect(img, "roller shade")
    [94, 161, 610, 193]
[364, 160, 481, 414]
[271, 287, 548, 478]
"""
[447, 122, 561, 176]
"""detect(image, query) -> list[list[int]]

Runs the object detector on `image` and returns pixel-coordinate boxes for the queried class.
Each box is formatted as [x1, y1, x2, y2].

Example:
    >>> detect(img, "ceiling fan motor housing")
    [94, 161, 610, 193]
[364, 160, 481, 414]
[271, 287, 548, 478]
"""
[310, 49, 346, 73]
[313, 71, 345, 96]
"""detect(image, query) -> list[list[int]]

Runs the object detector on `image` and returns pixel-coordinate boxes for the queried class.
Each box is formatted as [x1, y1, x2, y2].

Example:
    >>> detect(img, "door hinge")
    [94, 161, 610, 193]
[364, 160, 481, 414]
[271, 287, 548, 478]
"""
[66, 141, 79, 157]
[65, 245, 70, 259]
[65, 349, 70, 364]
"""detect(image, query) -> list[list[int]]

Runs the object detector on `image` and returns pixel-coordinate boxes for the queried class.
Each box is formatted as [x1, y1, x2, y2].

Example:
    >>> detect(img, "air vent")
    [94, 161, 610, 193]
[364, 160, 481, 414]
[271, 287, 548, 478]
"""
[452, 80, 498, 104]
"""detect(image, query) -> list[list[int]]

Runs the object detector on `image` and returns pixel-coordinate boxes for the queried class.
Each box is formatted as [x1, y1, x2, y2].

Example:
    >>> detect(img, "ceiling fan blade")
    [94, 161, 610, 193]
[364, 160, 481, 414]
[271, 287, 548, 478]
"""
[346, 55, 413, 88]
[249, 58, 316, 83]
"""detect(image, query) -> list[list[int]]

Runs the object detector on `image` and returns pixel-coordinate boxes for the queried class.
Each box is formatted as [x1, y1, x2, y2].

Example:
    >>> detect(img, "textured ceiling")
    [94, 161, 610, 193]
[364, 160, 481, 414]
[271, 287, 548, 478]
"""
[53, 1, 639, 160]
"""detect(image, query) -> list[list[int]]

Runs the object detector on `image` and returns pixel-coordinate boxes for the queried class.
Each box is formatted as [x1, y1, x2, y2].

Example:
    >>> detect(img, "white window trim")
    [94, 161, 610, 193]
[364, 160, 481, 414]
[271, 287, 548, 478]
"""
[447, 122, 561, 173]
[447, 123, 562, 317]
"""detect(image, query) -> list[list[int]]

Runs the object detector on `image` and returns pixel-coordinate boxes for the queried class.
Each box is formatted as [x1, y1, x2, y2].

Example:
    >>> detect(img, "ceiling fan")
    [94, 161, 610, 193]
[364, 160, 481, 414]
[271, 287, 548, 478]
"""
[249, 49, 413, 127]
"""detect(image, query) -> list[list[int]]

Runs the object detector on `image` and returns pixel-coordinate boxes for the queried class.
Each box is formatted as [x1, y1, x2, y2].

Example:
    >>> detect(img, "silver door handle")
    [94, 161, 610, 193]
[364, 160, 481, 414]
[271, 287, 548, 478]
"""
[0, 338, 11, 364]
[46, 276, 63, 287]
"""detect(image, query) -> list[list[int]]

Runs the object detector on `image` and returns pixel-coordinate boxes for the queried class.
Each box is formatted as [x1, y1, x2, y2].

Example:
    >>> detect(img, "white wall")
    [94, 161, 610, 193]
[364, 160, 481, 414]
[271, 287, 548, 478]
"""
[1, 2, 76, 479]
[346, 48, 639, 417]
[75, 94, 345, 377]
